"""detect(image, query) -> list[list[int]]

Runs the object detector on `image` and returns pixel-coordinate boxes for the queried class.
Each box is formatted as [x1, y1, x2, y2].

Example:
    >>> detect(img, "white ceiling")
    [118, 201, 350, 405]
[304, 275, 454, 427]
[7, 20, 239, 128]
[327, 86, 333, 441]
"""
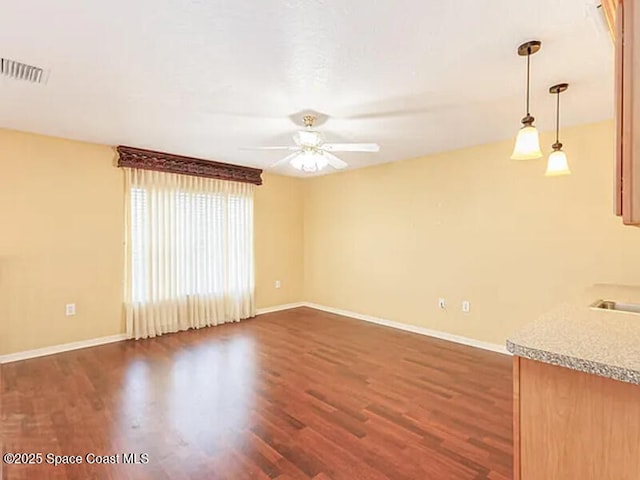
[0, 0, 613, 177]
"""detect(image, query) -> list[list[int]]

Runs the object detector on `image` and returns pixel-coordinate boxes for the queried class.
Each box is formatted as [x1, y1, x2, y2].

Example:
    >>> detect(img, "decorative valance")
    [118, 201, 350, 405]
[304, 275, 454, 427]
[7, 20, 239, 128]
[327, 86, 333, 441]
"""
[116, 145, 263, 186]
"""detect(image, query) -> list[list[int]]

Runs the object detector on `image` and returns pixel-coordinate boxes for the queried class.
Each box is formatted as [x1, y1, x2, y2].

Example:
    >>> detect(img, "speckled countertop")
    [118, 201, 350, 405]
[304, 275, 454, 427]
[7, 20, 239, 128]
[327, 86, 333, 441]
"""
[507, 284, 640, 385]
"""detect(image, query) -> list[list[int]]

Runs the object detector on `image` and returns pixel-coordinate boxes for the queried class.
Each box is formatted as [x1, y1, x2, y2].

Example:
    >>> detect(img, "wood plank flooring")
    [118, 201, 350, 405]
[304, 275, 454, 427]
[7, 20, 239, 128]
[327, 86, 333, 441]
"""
[1, 307, 513, 480]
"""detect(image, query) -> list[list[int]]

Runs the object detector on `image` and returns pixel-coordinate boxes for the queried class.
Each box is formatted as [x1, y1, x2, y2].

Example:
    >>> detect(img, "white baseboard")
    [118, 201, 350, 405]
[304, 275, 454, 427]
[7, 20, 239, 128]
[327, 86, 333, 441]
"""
[0, 303, 304, 364]
[0, 334, 128, 364]
[303, 302, 510, 355]
[0, 302, 508, 364]
[256, 302, 306, 315]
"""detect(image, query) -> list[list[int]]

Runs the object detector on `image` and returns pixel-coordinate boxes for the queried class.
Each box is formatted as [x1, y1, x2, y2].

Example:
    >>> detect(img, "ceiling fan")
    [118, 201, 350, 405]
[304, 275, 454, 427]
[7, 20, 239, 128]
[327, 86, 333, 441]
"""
[241, 115, 380, 172]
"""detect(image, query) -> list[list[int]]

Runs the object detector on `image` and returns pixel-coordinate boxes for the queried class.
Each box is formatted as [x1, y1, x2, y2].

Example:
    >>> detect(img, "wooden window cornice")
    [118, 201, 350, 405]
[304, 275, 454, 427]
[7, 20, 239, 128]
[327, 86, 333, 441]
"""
[116, 145, 263, 186]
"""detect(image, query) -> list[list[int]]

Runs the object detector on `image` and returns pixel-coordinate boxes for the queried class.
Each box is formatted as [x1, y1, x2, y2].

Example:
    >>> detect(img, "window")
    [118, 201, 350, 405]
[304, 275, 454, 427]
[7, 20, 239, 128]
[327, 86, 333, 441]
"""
[124, 168, 255, 339]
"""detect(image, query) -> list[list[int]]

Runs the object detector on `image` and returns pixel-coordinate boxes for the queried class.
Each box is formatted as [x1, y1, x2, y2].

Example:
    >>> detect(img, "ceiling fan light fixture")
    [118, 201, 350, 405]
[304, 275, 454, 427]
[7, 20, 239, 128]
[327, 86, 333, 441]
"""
[511, 40, 543, 160]
[290, 150, 328, 172]
[257, 113, 380, 171]
[294, 130, 323, 147]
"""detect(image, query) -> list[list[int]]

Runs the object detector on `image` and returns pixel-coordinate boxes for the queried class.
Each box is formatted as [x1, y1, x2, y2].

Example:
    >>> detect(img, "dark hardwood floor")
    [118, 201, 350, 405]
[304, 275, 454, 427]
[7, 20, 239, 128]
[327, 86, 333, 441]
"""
[1, 307, 513, 480]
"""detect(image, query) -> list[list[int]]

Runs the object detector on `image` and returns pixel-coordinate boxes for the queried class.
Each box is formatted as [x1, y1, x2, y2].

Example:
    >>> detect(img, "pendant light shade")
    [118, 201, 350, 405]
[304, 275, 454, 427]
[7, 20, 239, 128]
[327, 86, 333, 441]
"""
[512, 125, 543, 160]
[545, 149, 570, 176]
[511, 41, 543, 160]
[545, 83, 571, 177]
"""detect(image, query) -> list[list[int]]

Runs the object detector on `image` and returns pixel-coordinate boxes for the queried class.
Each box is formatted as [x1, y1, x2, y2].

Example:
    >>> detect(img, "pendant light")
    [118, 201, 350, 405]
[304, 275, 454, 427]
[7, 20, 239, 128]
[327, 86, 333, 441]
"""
[545, 83, 571, 176]
[511, 41, 543, 160]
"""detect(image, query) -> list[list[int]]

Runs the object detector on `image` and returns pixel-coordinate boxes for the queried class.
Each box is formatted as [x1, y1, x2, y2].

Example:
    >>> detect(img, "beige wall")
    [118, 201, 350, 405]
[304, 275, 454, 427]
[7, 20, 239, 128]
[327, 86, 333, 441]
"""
[255, 173, 304, 308]
[303, 121, 640, 345]
[0, 131, 124, 355]
[0, 130, 304, 355]
[2, 121, 638, 355]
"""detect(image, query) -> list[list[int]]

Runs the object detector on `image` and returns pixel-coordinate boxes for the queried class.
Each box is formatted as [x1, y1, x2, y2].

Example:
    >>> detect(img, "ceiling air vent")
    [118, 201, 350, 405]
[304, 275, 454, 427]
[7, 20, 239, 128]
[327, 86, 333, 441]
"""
[1, 58, 46, 83]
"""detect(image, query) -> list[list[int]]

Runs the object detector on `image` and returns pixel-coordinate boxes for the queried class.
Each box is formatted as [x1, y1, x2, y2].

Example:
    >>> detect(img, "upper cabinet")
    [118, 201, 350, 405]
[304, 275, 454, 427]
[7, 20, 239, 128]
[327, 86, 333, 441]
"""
[602, 0, 618, 38]
[604, 0, 640, 226]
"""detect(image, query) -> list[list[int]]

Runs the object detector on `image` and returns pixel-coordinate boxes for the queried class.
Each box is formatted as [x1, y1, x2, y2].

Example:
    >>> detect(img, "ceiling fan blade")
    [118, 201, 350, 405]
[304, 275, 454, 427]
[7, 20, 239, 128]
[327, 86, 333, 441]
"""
[322, 143, 380, 152]
[323, 152, 348, 170]
[270, 151, 302, 168]
[240, 146, 300, 151]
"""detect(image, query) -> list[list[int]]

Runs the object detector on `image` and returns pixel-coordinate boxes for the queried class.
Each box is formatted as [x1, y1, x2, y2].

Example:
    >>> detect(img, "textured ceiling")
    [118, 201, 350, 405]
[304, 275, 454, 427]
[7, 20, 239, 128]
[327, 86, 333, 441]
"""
[0, 0, 613, 176]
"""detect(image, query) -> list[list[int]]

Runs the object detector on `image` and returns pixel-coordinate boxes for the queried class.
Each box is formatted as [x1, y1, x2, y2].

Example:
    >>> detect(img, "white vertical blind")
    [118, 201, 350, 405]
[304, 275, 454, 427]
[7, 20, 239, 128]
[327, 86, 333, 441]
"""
[124, 168, 255, 339]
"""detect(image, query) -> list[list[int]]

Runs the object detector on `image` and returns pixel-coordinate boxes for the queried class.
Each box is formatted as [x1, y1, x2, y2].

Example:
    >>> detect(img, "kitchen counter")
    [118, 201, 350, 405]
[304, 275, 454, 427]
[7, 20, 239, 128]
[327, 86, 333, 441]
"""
[506, 284, 640, 385]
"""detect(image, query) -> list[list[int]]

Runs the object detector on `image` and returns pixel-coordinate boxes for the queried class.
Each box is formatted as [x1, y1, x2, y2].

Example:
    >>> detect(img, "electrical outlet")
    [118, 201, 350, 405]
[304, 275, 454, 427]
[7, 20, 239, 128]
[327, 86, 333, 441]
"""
[65, 303, 76, 316]
[438, 298, 446, 309]
[275, 280, 281, 289]
[462, 301, 470, 313]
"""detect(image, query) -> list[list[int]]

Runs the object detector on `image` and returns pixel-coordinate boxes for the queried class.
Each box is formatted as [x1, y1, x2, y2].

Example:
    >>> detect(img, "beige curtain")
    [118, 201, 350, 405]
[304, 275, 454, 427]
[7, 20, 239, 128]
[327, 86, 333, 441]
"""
[124, 168, 255, 339]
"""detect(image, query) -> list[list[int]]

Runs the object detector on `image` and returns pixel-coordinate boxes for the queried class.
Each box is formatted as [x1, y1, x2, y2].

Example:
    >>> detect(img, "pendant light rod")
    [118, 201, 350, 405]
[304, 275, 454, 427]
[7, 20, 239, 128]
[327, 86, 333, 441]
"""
[555, 89, 559, 143]
[549, 83, 569, 149]
[517, 40, 542, 126]
[511, 40, 543, 160]
[526, 51, 531, 115]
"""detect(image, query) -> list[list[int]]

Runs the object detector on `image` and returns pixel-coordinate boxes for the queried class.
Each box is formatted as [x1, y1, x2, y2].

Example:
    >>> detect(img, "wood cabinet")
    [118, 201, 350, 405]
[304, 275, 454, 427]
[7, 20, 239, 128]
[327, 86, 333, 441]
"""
[513, 357, 640, 480]
[602, 0, 619, 36]
[604, 0, 640, 225]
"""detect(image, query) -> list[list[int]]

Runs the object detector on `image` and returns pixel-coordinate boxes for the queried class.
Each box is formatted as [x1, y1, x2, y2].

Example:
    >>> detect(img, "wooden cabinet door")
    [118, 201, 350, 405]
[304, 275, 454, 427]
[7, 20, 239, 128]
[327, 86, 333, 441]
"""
[616, 0, 640, 225]
[516, 359, 640, 480]
[602, 0, 620, 37]
[627, 0, 640, 224]
[615, 0, 625, 216]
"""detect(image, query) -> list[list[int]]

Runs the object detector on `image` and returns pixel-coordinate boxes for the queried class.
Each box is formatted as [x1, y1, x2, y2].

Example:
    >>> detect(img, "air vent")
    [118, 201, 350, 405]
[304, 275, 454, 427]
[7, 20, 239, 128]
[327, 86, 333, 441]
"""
[1, 58, 46, 83]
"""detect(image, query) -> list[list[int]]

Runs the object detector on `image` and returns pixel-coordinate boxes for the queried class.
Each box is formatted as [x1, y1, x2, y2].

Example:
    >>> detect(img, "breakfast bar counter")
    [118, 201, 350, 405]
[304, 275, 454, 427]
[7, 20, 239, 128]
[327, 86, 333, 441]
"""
[507, 284, 640, 384]
[507, 284, 640, 480]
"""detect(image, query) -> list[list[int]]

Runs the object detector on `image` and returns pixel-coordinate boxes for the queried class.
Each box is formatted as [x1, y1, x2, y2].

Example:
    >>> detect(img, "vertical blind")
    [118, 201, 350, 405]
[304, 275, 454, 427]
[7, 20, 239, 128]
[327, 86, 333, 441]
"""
[124, 168, 255, 339]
